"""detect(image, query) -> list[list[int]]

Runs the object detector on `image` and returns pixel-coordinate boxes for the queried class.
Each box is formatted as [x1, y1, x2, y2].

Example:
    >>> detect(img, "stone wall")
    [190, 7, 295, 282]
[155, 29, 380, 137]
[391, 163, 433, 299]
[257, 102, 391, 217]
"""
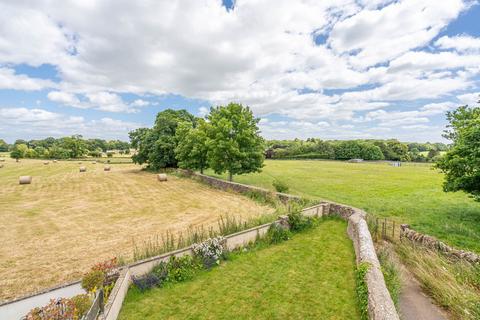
[400, 225, 480, 264]
[177, 169, 301, 203]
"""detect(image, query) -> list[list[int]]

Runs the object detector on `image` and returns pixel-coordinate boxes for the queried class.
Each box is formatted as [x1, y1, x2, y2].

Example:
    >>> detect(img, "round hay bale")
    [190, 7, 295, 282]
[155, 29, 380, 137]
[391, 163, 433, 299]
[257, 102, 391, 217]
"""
[43, 161, 49, 165]
[79, 166, 87, 172]
[0, 158, 5, 162]
[92, 161, 97, 164]
[78, 161, 82, 164]
[157, 173, 168, 182]
[19, 176, 32, 185]
[53, 160, 57, 163]
[0, 164, 4, 168]
[104, 166, 111, 171]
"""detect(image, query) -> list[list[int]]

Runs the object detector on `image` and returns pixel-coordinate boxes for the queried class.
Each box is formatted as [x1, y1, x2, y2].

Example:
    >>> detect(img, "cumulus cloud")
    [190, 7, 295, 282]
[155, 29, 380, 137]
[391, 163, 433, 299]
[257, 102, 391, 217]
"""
[0, 68, 56, 91]
[435, 35, 480, 52]
[0, 107, 142, 141]
[0, 0, 479, 140]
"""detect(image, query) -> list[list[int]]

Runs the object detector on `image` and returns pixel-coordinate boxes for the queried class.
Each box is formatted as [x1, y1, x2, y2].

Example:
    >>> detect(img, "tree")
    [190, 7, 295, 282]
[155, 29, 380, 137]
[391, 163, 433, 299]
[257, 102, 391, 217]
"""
[206, 103, 264, 181]
[436, 105, 480, 201]
[10, 144, 28, 161]
[0, 139, 9, 152]
[59, 135, 87, 158]
[175, 119, 209, 173]
[129, 109, 196, 170]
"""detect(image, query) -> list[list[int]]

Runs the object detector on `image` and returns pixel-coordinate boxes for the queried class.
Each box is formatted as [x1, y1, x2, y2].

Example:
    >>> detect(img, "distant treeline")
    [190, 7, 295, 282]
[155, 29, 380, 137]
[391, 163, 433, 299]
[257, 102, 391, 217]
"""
[265, 139, 448, 162]
[0, 136, 130, 159]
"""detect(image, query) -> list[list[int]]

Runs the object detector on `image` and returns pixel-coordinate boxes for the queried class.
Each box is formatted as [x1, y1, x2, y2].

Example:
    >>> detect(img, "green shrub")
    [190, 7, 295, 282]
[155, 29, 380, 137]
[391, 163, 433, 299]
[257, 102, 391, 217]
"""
[266, 223, 291, 244]
[272, 179, 289, 193]
[355, 262, 370, 320]
[81, 269, 105, 293]
[71, 294, 92, 318]
[287, 210, 315, 232]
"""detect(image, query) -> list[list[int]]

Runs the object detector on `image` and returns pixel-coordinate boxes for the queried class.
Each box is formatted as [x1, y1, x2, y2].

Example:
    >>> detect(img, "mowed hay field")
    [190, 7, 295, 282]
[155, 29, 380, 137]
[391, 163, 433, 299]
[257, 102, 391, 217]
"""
[0, 157, 273, 301]
[206, 160, 480, 253]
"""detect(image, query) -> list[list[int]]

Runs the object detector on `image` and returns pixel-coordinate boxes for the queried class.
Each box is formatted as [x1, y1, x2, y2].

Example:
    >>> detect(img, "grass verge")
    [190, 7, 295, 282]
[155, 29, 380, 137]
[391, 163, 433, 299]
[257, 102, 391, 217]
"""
[396, 242, 480, 320]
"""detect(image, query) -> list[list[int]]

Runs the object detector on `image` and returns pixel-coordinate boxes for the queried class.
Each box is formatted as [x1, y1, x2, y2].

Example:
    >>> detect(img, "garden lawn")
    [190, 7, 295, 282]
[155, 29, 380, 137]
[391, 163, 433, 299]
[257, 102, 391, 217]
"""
[119, 219, 360, 320]
[0, 158, 272, 301]
[206, 160, 480, 253]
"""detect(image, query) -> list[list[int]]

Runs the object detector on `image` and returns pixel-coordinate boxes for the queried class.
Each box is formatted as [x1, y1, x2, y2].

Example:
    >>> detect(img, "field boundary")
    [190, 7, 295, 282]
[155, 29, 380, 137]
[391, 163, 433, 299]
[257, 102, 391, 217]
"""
[176, 169, 302, 203]
[400, 224, 480, 264]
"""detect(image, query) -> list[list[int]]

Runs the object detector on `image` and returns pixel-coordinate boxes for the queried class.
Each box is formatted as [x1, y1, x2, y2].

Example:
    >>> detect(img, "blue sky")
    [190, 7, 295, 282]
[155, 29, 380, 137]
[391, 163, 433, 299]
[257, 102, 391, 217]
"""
[1, 0, 479, 143]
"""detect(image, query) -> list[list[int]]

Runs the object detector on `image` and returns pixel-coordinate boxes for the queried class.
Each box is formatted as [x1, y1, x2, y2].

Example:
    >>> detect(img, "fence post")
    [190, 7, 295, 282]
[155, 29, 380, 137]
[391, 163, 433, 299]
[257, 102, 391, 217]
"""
[392, 221, 395, 240]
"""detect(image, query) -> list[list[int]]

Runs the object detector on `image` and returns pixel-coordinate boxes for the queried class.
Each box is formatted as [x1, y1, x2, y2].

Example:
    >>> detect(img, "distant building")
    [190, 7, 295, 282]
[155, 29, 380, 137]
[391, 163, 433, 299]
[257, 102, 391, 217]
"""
[391, 161, 401, 167]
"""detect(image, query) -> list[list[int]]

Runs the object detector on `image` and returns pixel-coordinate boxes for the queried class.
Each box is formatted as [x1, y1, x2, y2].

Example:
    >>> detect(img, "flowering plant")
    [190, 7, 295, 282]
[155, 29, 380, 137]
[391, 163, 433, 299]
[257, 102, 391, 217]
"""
[192, 236, 226, 268]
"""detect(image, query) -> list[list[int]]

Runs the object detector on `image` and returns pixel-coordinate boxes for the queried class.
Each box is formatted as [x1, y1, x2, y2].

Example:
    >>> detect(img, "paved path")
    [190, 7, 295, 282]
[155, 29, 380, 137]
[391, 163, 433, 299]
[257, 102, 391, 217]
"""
[398, 262, 449, 320]
[0, 283, 84, 319]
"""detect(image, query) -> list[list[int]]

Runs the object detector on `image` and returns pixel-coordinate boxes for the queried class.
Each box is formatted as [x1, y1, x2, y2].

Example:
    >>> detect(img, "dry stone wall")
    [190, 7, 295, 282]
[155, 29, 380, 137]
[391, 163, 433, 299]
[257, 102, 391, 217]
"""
[400, 225, 480, 264]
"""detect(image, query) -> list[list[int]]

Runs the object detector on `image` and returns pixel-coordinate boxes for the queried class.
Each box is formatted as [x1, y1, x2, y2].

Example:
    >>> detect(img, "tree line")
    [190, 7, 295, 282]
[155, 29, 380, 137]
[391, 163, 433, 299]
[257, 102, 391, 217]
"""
[266, 139, 448, 162]
[3, 136, 130, 160]
[129, 103, 264, 181]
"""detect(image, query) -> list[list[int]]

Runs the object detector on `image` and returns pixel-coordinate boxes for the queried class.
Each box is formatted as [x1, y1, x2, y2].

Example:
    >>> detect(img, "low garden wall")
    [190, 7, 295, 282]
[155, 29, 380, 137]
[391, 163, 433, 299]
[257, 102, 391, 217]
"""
[101, 200, 399, 320]
[400, 224, 480, 264]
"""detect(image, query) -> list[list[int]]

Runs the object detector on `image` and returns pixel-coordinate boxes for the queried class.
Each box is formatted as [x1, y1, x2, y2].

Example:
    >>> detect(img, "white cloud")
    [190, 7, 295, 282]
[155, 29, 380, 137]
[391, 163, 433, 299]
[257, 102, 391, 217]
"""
[131, 99, 150, 107]
[0, 68, 56, 91]
[0, 107, 142, 141]
[457, 92, 480, 105]
[436, 35, 480, 52]
[329, 0, 468, 68]
[0, 1, 479, 140]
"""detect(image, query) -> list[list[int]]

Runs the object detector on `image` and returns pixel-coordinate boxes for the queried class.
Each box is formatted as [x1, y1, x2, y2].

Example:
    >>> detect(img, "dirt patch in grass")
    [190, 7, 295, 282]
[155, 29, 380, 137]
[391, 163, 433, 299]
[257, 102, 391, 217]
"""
[0, 158, 273, 301]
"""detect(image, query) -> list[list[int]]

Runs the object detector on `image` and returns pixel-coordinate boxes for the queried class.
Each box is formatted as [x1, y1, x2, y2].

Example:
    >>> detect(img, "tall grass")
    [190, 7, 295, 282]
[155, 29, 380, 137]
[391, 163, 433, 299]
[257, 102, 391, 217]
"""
[376, 246, 402, 308]
[396, 242, 480, 320]
[132, 213, 279, 261]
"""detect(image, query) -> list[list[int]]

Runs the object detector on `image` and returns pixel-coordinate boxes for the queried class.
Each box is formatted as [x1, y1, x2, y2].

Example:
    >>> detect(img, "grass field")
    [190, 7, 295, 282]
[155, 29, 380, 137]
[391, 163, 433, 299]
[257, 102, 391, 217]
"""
[0, 157, 273, 301]
[206, 160, 480, 253]
[119, 219, 360, 320]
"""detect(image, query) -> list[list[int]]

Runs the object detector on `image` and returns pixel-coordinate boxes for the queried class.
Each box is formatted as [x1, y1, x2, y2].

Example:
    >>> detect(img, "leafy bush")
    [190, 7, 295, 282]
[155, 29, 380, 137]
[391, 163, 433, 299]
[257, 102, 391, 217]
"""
[132, 273, 160, 292]
[192, 236, 226, 268]
[266, 223, 290, 244]
[70, 294, 91, 318]
[377, 247, 401, 307]
[272, 179, 289, 193]
[26, 297, 83, 320]
[355, 262, 370, 320]
[287, 210, 315, 232]
[106, 151, 114, 157]
[165, 255, 201, 282]
[81, 269, 105, 293]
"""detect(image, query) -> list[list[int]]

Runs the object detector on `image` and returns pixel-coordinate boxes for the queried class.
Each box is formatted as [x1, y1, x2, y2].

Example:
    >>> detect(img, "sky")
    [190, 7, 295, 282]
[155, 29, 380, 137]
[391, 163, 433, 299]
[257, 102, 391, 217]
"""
[1, 0, 480, 143]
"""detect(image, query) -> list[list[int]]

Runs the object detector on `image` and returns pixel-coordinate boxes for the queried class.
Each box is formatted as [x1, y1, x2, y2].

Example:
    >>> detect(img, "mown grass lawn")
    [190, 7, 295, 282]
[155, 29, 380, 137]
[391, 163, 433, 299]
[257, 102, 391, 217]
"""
[119, 219, 360, 320]
[206, 160, 480, 253]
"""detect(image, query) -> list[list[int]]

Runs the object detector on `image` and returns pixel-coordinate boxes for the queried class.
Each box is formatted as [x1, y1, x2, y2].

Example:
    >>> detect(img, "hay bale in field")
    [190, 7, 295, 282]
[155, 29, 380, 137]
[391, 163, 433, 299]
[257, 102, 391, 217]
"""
[104, 166, 111, 171]
[157, 173, 168, 182]
[43, 161, 49, 165]
[92, 161, 97, 164]
[19, 176, 32, 184]
[53, 160, 57, 163]
[0, 158, 5, 162]
[79, 166, 87, 172]
[0, 164, 4, 168]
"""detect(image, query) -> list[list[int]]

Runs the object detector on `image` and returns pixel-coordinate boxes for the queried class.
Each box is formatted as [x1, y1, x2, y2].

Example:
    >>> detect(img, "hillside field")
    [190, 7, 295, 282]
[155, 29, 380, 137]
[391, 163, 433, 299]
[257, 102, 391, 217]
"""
[206, 160, 480, 253]
[0, 157, 273, 301]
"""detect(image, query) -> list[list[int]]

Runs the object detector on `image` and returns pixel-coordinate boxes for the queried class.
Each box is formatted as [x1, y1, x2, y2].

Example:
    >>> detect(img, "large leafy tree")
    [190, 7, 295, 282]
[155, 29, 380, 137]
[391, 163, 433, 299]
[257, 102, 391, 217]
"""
[206, 103, 264, 181]
[175, 119, 209, 173]
[436, 104, 480, 201]
[58, 135, 88, 158]
[130, 109, 196, 170]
